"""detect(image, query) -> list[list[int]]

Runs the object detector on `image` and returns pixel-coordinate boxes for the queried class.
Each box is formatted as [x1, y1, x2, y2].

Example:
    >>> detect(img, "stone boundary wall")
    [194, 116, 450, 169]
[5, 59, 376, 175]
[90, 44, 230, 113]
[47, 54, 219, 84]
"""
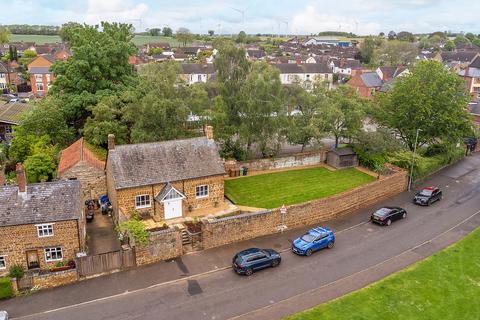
[202, 165, 407, 249]
[225, 150, 328, 173]
[11, 269, 78, 294]
[135, 228, 183, 266]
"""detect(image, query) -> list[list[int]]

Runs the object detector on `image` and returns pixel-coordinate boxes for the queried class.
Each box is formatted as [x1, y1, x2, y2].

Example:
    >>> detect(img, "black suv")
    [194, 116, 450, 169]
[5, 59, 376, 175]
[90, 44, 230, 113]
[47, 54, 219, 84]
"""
[414, 187, 442, 206]
[232, 248, 281, 276]
[371, 207, 407, 226]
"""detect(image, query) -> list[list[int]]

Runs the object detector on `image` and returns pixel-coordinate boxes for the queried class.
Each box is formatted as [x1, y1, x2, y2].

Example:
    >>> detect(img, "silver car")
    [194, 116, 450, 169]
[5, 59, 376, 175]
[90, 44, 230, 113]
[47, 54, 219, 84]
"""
[0, 311, 8, 320]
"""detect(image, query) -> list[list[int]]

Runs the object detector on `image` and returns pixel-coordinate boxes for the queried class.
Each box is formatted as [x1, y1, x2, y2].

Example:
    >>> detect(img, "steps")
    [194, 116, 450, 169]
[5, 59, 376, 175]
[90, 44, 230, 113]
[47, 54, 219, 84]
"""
[181, 229, 191, 246]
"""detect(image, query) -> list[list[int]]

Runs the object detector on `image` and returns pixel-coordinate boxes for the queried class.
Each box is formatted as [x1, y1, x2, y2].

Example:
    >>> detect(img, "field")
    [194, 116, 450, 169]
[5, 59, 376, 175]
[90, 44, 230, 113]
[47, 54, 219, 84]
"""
[224, 167, 375, 209]
[286, 227, 480, 320]
[10, 34, 186, 46]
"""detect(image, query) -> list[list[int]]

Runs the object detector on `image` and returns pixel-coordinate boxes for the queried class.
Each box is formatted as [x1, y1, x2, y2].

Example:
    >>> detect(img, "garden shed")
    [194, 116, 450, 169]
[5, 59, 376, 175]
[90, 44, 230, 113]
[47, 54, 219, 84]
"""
[327, 147, 359, 169]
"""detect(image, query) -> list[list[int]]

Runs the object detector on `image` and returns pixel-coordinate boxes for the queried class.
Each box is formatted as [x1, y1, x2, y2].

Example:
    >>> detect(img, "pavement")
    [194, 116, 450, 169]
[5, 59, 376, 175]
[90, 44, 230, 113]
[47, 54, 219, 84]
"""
[1, 153, 480, 320]
[86, 211, 121, 254]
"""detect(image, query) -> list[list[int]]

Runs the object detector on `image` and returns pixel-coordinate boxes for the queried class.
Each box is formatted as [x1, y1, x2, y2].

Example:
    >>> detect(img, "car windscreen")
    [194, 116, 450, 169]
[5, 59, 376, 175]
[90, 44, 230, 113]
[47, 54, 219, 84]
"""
[374, 208, 391, 217]
[300, 233, 316, 243]
[419, 189, 434, 196]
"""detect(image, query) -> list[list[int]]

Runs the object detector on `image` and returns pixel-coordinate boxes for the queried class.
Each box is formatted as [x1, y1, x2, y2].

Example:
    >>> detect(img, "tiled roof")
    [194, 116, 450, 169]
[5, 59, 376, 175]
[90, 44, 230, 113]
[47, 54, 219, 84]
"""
[58, 138, 106, 177]
[108, 137, 225, 190]
[441, 52, 478, 63]
[470, 56, 480, 69]
[360, 72, 383, 88]
[180, 64, 215, 74]
[28, 66, 51, 74]
[274, 63, 332, 74]
[0, 180, 81, 227]
[0, 102, 34, 125]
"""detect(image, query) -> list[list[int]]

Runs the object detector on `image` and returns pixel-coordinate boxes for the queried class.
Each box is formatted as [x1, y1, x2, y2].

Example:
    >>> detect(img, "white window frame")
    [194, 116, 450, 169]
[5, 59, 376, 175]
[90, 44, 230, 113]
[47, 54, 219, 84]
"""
[44, 247, 63, 262]
[0, 256, 6, 270]
[195, 185, 209, 199]
[36, 83, 44, 91]
[35, 74, 43, 81]
[0, 73, 6, 78]
[135, 194, 151, 209]
[0, 83, 5, 89]
[36, 223, 54, 237]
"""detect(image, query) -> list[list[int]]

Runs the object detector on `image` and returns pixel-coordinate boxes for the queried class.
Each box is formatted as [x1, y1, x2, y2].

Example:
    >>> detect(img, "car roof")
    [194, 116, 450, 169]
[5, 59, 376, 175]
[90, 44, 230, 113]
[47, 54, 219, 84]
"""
[308, 227, 331, 237]
[237, 248, 262, 257]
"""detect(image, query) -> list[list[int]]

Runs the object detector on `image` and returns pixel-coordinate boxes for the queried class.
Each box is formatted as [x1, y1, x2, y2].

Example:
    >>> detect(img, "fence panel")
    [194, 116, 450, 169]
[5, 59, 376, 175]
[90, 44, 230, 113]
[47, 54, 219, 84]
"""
[76, 248, 136, 277]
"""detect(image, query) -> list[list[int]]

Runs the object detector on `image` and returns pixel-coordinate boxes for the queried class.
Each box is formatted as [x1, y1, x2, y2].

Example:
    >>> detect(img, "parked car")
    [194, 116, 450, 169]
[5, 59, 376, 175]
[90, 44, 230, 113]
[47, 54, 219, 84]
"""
[413, 186, 442, 206]
[0, 311, 8, 320]
[292, 227, 335, 256]
[371, 207, 407, 226]
[232, 248, 281, 276]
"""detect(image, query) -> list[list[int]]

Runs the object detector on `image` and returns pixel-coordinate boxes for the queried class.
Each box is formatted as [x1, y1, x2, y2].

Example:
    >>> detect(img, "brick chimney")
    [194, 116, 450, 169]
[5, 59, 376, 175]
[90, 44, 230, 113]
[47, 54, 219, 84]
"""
[205, 126, 214, 141]
[107, 134, 115, 150]
[16, 163, 26, 193]
[0, 165, 5, 186]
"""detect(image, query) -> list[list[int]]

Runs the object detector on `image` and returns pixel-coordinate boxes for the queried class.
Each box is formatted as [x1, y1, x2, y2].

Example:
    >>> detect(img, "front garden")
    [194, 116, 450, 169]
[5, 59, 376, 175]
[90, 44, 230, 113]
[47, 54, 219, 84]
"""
[286, 227, 480, 320]
[224, 167, 375, 209]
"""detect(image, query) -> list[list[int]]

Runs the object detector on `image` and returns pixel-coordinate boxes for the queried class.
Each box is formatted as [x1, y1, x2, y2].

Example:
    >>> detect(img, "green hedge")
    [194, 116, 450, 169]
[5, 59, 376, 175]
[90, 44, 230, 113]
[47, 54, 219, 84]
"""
[0, 277, 13, 300]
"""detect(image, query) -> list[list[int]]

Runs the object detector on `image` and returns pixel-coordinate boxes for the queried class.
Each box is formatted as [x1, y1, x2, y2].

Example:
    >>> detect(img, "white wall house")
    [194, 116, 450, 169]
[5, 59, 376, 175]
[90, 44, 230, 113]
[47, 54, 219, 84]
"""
[274, 63, 333, 89]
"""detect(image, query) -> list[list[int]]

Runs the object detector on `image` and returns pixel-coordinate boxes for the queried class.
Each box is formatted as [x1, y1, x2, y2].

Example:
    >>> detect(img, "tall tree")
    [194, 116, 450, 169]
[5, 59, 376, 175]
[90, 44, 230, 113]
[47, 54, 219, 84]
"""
[388, 31, 397, 40]
[149, 28, 161, 36]
[0, 28, 10, 44]
[236, 31, 247, 43]
[208, 30, 215, 36]
[162, 26, 173, 37]
[59, 22, 82, 43]
[360, 36, 379, 64]
[50, 22, 137, 129]
[374, 61, 473, 151]
[396, 31, 415, 42]
[176, 27, 193, 46]
[374, 40, 417, 66]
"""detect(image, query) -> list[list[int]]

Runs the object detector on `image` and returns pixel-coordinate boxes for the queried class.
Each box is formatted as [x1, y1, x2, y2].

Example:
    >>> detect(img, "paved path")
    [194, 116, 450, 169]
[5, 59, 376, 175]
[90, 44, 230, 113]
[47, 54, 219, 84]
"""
[2, 154, 480, 320]
[86, 212, 121, 254]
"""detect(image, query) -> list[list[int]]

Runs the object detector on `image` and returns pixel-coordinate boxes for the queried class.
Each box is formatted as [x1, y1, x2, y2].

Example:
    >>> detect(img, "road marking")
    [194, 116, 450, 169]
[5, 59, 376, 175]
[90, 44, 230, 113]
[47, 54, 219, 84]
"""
[228, 209, 480, 320]
[13, 210, 479, 320]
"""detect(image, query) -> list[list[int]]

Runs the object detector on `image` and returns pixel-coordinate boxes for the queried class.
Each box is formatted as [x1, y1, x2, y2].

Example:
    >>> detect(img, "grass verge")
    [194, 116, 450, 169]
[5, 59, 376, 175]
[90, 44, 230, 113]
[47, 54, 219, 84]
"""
[224, 167, 375, 209]
[285, 227, 480, 320]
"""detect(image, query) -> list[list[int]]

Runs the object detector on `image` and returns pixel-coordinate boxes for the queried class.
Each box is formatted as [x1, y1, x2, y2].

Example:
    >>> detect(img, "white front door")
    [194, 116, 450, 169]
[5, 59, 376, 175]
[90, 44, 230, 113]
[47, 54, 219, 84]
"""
[164, 199, 183, 220]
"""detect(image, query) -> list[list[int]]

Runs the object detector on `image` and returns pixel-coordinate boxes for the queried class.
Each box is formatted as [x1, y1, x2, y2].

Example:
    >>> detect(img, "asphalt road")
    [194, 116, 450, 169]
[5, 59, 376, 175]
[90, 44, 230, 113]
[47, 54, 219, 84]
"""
[10, 155, 480, 320]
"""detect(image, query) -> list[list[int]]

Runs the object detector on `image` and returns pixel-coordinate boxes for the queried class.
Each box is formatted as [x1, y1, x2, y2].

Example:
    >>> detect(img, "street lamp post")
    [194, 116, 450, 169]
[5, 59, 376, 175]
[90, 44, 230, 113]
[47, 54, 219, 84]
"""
[408, 129, 421, 191]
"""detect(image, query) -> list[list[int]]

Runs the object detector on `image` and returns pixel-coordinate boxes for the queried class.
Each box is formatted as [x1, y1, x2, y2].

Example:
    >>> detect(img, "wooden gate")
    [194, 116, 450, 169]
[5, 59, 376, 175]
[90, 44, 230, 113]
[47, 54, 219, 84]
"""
[75, 247, 136, 278]
[16, 276, 34, 291]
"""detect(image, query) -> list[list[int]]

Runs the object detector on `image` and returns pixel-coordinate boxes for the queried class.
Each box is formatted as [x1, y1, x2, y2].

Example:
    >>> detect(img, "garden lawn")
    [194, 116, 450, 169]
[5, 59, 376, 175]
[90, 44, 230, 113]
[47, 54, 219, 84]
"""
[285, 227, 480, 320]
[224, 167, 375, 209]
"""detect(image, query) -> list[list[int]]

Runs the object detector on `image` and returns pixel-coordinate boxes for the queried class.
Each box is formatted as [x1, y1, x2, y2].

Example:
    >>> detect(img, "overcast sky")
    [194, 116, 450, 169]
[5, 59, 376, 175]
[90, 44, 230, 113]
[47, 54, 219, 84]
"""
[3, 0, 480, 35]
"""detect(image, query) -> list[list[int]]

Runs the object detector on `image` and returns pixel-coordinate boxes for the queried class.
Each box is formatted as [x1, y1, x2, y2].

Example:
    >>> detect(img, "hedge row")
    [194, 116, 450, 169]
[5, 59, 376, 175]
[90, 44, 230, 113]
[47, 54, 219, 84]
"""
[0, 277, 13, 300]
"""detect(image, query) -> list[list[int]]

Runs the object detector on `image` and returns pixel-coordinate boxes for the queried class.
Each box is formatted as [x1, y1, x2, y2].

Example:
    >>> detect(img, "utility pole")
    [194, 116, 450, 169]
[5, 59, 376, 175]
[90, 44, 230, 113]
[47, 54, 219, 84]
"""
[408, 129, 421, 191]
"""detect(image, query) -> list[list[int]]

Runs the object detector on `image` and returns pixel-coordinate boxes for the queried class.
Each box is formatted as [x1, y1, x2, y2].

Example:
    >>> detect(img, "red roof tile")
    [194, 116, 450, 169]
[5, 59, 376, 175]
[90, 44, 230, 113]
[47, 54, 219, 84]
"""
[57, 138, 105, 176]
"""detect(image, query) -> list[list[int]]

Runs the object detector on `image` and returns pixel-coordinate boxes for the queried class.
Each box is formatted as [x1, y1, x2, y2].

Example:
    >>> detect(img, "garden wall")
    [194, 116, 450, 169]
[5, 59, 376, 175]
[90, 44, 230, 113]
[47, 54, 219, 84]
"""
[226, 150, 328, 173]
[202, 165, 407, 249]
[135, 228, 183, 266]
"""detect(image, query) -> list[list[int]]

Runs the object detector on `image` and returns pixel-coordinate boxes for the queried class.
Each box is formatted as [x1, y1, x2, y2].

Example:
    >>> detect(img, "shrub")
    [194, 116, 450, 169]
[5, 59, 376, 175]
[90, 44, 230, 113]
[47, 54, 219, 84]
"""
[8, 264, 24, 279]
[219, 139, 247, 161]
[116, 218, 149, 247]
[352, 146, 387, 170]
[0, 277, 13, 300]
[423, 143, 449, 157]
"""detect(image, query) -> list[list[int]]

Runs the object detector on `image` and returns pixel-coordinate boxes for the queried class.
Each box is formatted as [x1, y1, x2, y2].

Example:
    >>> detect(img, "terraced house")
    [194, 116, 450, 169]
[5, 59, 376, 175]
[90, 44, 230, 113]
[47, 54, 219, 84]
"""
[0, 164, 85, 276]
[106, 127, 225, 223]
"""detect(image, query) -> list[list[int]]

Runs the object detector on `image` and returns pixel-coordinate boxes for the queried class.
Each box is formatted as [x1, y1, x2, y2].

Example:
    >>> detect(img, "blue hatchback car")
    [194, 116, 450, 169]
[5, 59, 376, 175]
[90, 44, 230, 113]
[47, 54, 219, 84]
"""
[292, 227, 335, 256]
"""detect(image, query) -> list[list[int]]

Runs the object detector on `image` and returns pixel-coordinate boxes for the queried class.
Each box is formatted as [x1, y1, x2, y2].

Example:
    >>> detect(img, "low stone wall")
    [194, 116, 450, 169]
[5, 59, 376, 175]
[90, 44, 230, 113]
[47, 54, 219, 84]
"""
[226, 150, 328, 173]
[135, 228, 183, 266]
[33, 269, 78, 289]
[202, 165, 407, 249]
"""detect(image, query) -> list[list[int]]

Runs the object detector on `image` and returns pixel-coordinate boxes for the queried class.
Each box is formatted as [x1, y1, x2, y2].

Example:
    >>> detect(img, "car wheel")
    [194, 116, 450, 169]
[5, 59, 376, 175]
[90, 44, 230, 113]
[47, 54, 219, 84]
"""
[427, 200, 431, 206]
[245, 268, 253, 276]
[402, 212, 407, 219]
[386, 219, 392, 226]
[271, 259, 280, 267]
[327, 241, 335, 249]
[306, 249, 313, 256]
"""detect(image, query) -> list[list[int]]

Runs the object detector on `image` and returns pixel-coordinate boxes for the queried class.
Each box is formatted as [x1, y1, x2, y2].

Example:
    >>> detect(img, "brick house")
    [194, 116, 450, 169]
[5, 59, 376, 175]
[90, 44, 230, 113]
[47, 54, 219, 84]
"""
[27, 55, 55, 97]
[106, 128, 225, 223]
[459, 56, 480, 100]
[0, 164, 85, 276]
[57, 138, 106, 200]
[347, 71, 384, 98]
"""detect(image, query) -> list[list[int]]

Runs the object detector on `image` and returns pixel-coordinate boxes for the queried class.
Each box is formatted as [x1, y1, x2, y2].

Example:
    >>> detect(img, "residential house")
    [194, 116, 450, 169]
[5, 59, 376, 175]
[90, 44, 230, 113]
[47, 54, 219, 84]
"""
[246, 49, 266, 60]
[303, 37, 351, 47]
[468, 101, 480, 127]
[441, 52, 479, 70]
[0, 164, 85, 276]
[274, 63, 333, 89]
[347, 72, 384, 98]
[0, 62, 9, 92]
[376, 66, 409, 82]
[180, 64, 215, 85]
[329, 59, 362, 76]
[57, 138, 107, 200]
[0, 101, 34, 142]
[459, 55, 480, 99]
[28, 55, 55, 97]
[8, 42, 36, 55]
[106, 128, 225, 223]
[142, 42, 171, 54]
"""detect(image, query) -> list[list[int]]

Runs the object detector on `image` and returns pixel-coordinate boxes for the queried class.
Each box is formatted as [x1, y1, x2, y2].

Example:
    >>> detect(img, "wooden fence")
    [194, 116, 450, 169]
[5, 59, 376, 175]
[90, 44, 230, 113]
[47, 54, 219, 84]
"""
[75, 247, 136, 278]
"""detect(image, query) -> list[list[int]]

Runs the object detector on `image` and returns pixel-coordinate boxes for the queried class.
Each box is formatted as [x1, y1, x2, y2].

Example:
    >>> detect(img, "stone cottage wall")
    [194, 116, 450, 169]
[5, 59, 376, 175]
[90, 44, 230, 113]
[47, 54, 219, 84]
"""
[202, 166, 407, 249]
[59, 161, 106, 201]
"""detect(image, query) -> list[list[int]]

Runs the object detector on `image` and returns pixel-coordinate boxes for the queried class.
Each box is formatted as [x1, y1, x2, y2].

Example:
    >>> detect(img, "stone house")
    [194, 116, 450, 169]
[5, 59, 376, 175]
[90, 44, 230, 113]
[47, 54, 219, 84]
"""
[106, 128, 225, 223]
[57, 137, 106, 200]
[0, 164, 85, 276]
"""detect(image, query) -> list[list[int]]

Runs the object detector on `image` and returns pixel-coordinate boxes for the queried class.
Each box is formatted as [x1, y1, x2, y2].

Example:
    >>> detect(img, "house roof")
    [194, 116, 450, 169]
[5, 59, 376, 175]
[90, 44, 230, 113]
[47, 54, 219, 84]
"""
[459, 67, 480, 78]
[180, 64, 215, 74]
[108, 136, 225, 190]
[0, 101, 34, 125]
[247, 49, 266, 58]
[360, 72, 383, 87]
[331, 147, 356, 156]
[28, 66, 51, 74]
[0, 180, 81, 227]
[470, 56, 480, 69]
[441, 51, 478, 63]
[274, 63, 332, 74]
[57, 138, 106, 177]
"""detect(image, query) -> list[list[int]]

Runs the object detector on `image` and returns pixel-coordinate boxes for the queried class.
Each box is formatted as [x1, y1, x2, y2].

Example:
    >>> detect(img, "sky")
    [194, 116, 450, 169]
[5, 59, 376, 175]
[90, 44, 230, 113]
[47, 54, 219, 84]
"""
[2, 0, 480, 35]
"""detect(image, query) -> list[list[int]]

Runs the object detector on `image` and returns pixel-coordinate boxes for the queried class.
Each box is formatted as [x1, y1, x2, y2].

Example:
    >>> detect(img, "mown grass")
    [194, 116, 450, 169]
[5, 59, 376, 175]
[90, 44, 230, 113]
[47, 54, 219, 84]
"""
[224, 167, 375, 209]
[286, 227, 480, 320]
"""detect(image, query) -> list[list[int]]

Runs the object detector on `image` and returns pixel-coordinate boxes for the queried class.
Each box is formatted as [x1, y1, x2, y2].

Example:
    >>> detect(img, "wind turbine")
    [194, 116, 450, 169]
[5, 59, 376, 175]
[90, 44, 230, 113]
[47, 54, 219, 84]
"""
[229, 6, 246, 32]
[275, 17, 289, 38]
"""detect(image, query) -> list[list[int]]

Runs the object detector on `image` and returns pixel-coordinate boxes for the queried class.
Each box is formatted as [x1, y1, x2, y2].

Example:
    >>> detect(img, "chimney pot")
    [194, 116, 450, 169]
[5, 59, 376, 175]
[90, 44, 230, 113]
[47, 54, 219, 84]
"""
[16, 163, 26, 193]
[107, 134, 115, 150]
